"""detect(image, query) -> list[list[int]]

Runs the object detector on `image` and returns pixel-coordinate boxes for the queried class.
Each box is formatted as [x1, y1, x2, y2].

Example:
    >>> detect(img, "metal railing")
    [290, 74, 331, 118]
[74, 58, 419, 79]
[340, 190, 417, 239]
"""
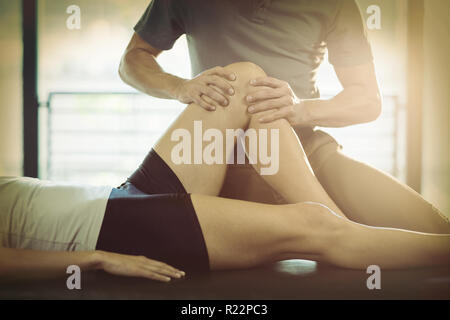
[45, 91, 403, 186]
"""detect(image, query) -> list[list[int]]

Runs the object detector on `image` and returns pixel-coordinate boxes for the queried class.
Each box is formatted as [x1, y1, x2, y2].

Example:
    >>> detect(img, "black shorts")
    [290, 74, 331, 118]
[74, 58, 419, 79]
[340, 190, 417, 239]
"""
[96, 149, 210, 273]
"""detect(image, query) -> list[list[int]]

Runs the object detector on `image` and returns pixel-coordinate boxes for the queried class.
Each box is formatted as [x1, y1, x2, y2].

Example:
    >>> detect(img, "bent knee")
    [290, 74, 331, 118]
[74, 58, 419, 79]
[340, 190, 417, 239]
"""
[225, 61, 266, 79]
[224, 62, 292, 130]
[224, 62, 266, 96]
[218, 62, 267, 126]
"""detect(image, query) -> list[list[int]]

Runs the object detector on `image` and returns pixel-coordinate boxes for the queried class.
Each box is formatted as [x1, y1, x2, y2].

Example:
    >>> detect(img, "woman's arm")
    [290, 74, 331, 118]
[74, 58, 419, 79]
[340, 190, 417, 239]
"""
[0, 247, 185, 282]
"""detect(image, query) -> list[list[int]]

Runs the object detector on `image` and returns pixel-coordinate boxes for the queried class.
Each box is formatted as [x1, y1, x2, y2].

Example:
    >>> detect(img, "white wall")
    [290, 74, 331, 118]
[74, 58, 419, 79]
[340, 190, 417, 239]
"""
[422, 0, 450, 216]
[0, 0, 23, 176]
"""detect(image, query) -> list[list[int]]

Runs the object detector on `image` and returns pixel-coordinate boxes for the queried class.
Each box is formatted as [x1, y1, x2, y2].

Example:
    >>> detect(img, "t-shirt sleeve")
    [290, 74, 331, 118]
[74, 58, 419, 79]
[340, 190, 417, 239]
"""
[134, 0, 185, 50]
[325, 0, 373, 67]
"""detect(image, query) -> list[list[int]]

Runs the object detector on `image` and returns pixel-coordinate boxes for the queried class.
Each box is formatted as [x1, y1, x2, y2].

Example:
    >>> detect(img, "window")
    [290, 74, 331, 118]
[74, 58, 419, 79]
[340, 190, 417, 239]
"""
[38, 0, 190, 186]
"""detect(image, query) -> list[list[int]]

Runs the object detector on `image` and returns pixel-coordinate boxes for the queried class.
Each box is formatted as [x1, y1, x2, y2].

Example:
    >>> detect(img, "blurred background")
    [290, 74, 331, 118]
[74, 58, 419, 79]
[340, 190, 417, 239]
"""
[0, 0, 448, 216]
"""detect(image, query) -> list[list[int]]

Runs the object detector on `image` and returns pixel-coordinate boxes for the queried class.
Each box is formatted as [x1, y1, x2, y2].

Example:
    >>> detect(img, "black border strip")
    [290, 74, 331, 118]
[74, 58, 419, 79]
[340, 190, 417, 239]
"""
[22, 0, 39, 178]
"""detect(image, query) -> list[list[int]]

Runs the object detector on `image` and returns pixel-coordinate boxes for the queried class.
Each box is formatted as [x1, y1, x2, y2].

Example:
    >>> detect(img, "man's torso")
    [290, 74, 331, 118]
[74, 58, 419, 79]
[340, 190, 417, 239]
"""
[181, 0, 339, 98]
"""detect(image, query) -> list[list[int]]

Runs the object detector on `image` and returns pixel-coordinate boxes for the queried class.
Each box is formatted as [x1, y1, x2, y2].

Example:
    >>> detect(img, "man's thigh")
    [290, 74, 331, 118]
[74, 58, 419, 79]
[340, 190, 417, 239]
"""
[294, 127, 343, 173]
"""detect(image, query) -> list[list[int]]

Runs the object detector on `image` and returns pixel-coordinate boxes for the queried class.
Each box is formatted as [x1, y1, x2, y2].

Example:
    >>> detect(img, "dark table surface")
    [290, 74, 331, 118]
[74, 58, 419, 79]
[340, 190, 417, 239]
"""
[1, 260, 449, 300]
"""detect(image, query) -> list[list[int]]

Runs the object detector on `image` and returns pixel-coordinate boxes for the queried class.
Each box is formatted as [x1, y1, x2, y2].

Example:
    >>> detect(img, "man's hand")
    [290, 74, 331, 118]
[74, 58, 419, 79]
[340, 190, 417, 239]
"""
[95, 250, 185, 282]
[174, 66, 236, 111]
[246, 76, 305, 125]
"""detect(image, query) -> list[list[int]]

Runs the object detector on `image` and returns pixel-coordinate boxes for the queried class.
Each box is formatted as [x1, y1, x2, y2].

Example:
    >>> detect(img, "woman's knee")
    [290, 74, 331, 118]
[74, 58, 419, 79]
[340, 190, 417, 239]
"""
[285, 202, 348, 256]
[224, 61, 266, 82]
[223, 62, 266, 103]
[217, 62, 267, 127]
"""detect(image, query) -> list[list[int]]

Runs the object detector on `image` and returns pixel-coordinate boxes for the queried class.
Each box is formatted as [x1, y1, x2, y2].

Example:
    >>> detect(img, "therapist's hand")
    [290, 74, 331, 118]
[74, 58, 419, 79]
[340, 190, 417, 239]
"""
[246, 76, 305, 125]
[96, 250, 185, 282]
[174, 66, 236, 111]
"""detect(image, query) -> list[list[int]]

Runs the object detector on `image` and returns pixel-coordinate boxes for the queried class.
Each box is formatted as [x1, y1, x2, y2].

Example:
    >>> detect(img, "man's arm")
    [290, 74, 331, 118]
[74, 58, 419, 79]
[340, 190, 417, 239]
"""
[119, 33, 236, 111]
[119, 32, 181, 99]
[298, 62, 382, 127]
[0, 247, 184, 282]
[246, 62, 382, 128]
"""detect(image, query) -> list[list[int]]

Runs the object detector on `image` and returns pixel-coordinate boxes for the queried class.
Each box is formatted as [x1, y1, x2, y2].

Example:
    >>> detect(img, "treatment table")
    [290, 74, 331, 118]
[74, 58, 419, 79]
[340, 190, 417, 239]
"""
[1, 260, 449, 299]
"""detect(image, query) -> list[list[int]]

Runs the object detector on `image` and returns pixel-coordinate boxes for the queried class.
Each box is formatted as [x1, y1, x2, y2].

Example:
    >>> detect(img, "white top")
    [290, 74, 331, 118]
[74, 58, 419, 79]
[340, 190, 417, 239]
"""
[0, 177, 112, 251]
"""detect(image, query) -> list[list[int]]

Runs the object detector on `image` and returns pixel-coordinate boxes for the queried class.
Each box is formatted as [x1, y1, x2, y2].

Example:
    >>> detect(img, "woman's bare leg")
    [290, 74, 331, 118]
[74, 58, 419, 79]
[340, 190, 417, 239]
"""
[149, 61, 450, 270]
[190, 194, 450, 270]
[246, 111, 347, 218]
[191, 195, 327, 269]
[155, 59, 450, 269]
[153, 62, 264, 195]
[154, 61, 347, 219]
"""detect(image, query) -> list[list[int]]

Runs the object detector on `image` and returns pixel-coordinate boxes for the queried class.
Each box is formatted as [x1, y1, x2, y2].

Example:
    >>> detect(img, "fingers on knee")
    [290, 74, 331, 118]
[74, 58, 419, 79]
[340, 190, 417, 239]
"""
[224, 62, 266, 90]
[220, 62, 266, 123]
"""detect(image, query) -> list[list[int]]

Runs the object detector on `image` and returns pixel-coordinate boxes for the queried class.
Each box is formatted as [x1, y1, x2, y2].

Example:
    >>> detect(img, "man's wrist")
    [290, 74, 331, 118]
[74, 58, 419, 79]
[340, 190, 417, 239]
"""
[168, 77, 188, 101]
[294, 100, 312, 127]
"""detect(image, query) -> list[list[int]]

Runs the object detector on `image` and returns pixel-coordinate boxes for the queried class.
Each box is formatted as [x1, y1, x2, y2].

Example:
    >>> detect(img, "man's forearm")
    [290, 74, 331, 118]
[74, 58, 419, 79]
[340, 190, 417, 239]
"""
[297, 85, 382, 128]
[119, 48, 186, 100]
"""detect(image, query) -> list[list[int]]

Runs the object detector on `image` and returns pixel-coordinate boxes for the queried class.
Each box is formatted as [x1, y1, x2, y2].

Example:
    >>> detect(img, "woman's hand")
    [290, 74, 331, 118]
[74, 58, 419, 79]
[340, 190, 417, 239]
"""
[95, 251, 185, 282]
[246, 76, 305, 125]
[174, 66, 236, 111]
